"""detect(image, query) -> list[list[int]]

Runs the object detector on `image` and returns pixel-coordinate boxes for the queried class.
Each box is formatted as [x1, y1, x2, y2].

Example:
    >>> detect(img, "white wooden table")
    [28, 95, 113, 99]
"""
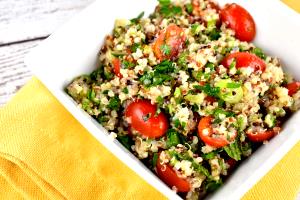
[0, 0, 94, 106]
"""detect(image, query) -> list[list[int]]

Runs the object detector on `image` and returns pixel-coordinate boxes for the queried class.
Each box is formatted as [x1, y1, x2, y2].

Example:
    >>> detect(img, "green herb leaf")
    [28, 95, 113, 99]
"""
[130, 11, 145, 24]
[174, 118, 181, 128]
[202, 151, 217, 160]
[191, 162, 211, 177]
[82, 98, 91, 110]
[111, 51, 126, 57]
[223, 141, 242, 161]
[159, 2, 182, 18]
[191, 24, 201, 35]
[213, 108, 235, 118]
[193, 84, 220, 98]
[160, 44, 171, 56]
[213, 108, 235, 124]
[155, 60, 175, 73]
[177, 52, 188, 69]
[186, 3, 193, 13]
[139, 60, 175, 87]
[158, 0, 170, 6]
[107, 96, 121, 110]
[209, 28, 221, 40]
[98, 115, 109, 123]
[152, 152, 158, 168]
[90, 67, 103, 81]
[122, 60, 135, 69]
[87, 89, 96, 101]
[156, 95, 164, 106]
[251, 47, 266, 60]
[205, 180, 223, 192]
[229, 59, 236, 70]
[131, 43, 142, 52]
[166, 129, 181, 148]
[104, 70, 114, 80]
[122, 87, 129, 94]
[118, 135, 134, 150]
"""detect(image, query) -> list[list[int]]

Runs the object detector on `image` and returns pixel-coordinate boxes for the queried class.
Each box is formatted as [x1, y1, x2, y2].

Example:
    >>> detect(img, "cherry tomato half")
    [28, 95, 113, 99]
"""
[125, 99, 168, 138]
[112, 58, 122, 78]
[286, 82, 300, 96]
[246, 130, 276, 142]
[198, 116, 237, 148]
[220, 3, 256, 42]
[153, 24, 185, 61]
[156, 154, 190, 192]
[222, 52, 266, 72]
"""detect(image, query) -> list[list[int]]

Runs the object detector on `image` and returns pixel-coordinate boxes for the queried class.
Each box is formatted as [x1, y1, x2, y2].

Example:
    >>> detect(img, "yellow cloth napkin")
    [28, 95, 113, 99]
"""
[1, 2, 300, 199]
[0, 77, 164, 200]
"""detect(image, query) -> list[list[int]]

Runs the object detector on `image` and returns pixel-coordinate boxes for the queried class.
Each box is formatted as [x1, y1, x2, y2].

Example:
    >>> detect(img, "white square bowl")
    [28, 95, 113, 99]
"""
[25, 0, 300, 199]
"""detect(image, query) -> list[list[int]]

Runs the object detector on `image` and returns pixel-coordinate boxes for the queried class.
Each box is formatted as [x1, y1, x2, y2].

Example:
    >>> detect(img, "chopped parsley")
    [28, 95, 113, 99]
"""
[205, 180, 223, 193]
[177, 52, 188, 69]
[160, 44, 171, 56]
[209, 28, 221, 40]
[191, 24, 201, 35]
[202, 151, 218, 160]
[131, 43, 142, 52]
[166, 129, 181, 148]
[117, 135, 134, 150]
[87, 89, 95, 101]
[213, 108, 236, 123]
[158, 0, 182, 17]
[229, 59, 236, 70]
[156, 95, 164, 106]
[223, 140, 242, 161]
[130, 11, 144, 24]
[107, 96, 121, 110]
[186, 3, 193, 14]
[194, 84, 220, 98]
[122, 87, 129, 94]
[122, 60, 135, 69]
[98, 115, 109, 123]
[251, 47, 266, 60]
[152, 152, 158, 168]
[140, 60, 175, 87]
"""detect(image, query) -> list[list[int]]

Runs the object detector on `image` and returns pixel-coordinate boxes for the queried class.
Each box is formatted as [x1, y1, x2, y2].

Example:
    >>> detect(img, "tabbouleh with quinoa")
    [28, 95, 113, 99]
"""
[66, 0, 300, 199]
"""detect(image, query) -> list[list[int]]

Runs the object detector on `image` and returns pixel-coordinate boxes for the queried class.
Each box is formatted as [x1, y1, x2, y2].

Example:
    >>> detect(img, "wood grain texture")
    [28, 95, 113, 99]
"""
[0, 0, 94, 45]
[0, 40, 42, 106]
[0, 0, 94, 106]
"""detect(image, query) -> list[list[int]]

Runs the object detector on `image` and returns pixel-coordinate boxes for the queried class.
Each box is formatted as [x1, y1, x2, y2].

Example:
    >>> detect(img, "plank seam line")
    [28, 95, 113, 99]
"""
[0, 36, 48, 47]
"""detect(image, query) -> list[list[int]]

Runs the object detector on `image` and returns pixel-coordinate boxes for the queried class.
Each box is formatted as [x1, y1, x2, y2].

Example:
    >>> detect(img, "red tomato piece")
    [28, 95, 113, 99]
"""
[153, 24, 185, 61]
[220, 3, 256, 42]
[246, 130, 276, 142]
[286, 81, 300, 96]
[112, 58, 122, 78]
[198, 116, 237, 148]
[222, 52, 266, 72]
[156, 154, 190, 192]
[125, 99, 168, 138]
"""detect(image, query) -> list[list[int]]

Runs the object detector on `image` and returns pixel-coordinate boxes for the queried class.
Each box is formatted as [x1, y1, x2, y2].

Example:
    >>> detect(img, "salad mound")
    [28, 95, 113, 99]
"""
[66, 0, 300, 199]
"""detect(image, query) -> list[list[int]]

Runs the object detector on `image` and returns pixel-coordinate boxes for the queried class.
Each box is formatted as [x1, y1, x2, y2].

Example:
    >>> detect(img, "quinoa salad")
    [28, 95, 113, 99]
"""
[66, 0, 300, 199]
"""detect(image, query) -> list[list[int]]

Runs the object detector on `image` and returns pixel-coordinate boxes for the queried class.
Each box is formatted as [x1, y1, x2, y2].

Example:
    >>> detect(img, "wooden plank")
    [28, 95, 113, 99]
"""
[0, 40, 42, 106]
[0, 0, 94, 45]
